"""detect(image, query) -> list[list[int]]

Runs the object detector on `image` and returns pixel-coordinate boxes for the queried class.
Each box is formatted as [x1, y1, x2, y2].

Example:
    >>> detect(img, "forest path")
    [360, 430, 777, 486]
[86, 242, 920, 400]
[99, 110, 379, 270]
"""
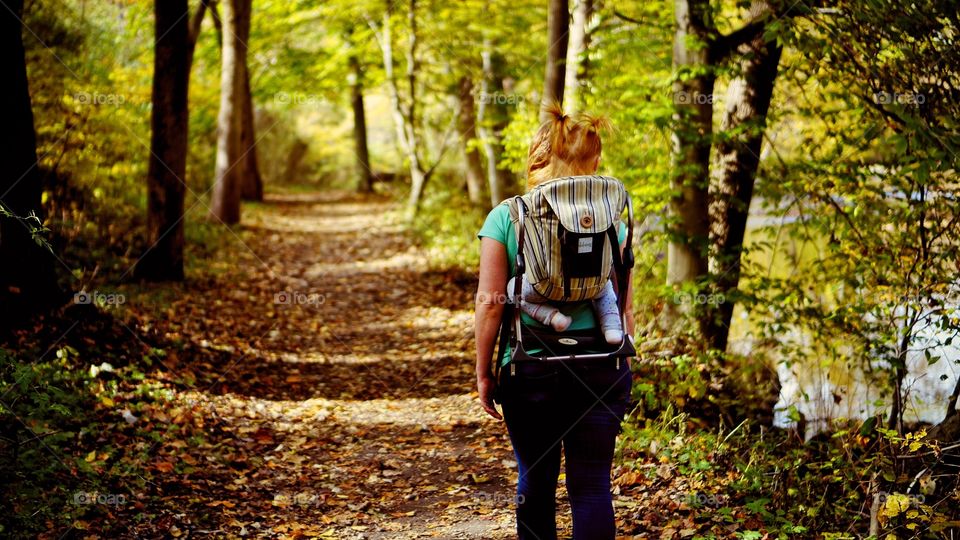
[134, 192, 519, 538]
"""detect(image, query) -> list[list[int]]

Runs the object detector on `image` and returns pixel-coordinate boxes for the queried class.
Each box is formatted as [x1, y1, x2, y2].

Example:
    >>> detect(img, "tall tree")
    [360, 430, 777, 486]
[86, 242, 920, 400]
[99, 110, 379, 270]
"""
[457, 75, 487, 206]
[239, 72, 264, 201]
[541, 0, 569, 118]
[0, 0, 60, 313]
[666, 0, 714, 322]
[705, 1, 782, 351]
[563, 0, 593, 112]
[209, 0, 252, 224]
[349, 48, 373, 193]
[376, 0, 426, 215]
[371, 0, 454, 217]
[283, 138, 308, 185]
[136, 0, 194, 281]
[477, 39, 514, 206]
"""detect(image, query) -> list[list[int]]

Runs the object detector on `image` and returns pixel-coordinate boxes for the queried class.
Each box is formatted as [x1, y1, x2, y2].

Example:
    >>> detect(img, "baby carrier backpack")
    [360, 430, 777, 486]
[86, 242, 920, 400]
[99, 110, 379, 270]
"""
[494, 175, 636, 378]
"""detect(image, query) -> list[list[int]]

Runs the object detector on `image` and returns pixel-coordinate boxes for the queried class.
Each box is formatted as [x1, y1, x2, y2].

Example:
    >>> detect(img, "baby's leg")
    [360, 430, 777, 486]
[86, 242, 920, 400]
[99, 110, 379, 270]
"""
[507, 277, 571, 331]
[594, 280, 623, 344]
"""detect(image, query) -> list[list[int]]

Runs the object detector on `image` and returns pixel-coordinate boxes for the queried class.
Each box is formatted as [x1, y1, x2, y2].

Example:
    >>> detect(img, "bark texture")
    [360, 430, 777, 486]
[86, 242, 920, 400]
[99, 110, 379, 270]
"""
[350, 52, 373, 193]
[666, 0, 714, 309]
[457, 76, 486, 206]
[541, 0, 570, 119]
[210, 0, 251, 224]
[137, 0, 192, 281]
[478, 40, 514, 206]
[563, 0, 593, 112]
[704, 0, 782, 350]
[0, 0, 61, 311]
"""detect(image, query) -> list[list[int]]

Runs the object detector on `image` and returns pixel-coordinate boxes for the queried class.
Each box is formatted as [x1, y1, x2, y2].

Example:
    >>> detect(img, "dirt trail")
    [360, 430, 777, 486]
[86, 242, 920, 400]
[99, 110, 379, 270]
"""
[132, 192, 520, 538]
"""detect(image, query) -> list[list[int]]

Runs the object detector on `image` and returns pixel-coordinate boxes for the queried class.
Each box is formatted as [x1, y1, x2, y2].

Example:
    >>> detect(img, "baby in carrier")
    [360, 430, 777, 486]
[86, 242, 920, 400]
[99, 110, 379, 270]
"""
[507, 104, 624, 345]
[508, 276, 623, 344]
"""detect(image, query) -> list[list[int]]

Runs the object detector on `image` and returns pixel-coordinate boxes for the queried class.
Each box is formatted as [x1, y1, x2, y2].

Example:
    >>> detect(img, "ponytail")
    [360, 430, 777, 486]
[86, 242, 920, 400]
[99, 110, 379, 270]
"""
[526, 103, 612, 189]
[542, 101, 572, 160]
[579, 113, 612, 136]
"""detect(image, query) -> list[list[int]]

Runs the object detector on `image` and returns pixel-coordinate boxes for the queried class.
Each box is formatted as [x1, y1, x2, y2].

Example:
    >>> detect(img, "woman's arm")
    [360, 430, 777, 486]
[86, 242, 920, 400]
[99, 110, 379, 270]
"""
[475, 237, 508, 420]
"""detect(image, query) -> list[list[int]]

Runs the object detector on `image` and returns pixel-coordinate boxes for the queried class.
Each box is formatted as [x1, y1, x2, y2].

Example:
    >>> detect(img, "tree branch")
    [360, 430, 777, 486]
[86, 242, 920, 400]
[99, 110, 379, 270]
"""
[208, 0, 223, 48]
[612, 9, 643, 25]
[711, 18, 767, 61]
[188, 0, 209, 47]
[423, 108, 460, 182]
[710, 0, 820, 62]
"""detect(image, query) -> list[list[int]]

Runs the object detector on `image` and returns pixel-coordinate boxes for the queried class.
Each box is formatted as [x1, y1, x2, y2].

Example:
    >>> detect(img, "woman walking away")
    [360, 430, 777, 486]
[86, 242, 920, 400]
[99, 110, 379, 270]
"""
[474, 103, 634, 540]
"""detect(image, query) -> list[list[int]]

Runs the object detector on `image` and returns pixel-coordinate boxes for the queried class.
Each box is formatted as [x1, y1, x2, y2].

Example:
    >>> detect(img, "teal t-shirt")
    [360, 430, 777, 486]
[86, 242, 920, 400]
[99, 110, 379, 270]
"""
[477, 203, 626, 366]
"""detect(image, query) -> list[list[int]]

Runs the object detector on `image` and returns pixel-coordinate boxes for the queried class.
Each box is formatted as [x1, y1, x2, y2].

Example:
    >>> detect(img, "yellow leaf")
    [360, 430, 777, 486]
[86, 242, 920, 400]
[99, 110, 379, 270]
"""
[85, 450, 97, 462]
[880, 493, 910, 519]
[470, 473, 490, 484]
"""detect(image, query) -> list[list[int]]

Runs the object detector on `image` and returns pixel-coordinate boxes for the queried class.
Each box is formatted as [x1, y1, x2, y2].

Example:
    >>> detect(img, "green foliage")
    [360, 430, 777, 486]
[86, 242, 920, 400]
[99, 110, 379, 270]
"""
[0, 324, 207, 537]
[738, 0, 960, 430]
[619, 411, 957, 538]
[0, 203, 53, 253]
[0, 345, 113, 535]
[412, 187, 488, 270]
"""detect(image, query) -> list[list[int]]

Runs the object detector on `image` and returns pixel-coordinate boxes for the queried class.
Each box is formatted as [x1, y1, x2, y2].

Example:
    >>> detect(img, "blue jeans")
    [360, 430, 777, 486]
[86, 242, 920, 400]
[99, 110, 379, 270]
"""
[500, 359, 632, 540]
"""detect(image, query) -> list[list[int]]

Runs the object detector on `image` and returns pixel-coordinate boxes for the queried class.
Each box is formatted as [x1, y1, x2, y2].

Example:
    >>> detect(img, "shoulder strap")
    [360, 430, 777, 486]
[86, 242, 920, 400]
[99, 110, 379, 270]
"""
[607, 226, 628, 315]
[493, 197, 525, 399]
[492, 301, 514, 403]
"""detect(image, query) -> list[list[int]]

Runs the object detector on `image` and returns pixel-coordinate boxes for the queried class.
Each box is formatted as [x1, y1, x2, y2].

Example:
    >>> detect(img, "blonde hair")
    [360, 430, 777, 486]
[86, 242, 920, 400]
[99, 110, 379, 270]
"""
[526, 102, 611, 189]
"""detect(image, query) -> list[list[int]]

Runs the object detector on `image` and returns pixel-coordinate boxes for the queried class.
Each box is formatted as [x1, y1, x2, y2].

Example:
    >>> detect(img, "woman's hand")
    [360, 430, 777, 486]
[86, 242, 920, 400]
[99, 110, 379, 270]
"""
[477, 372, 502, 420]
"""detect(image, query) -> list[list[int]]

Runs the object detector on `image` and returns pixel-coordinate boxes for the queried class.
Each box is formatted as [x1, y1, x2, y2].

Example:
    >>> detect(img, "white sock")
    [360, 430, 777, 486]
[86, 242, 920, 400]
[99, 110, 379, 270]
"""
[603, 328, 623, 344]
[549, 312, 572, 332]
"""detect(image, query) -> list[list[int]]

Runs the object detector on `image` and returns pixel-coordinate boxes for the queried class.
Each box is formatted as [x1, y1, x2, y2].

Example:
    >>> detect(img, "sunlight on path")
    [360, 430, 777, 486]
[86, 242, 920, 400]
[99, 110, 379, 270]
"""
[150, 192, 517, 538]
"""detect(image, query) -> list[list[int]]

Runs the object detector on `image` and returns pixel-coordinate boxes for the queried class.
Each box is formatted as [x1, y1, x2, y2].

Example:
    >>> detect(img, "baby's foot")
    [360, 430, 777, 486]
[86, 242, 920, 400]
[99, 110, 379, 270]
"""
[603, 328, 623, 344]
[549, 312, 572, 332]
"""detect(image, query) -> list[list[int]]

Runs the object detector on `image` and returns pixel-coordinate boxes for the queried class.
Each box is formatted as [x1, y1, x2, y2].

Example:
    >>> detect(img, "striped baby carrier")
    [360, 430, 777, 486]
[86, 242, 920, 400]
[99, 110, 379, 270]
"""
[506, 175, 629, 302]
[493, 175, 636, 380]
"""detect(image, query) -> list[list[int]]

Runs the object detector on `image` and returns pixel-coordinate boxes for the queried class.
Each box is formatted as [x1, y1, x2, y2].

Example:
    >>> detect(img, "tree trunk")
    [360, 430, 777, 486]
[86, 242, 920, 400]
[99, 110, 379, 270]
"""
[209, 0, 250, 224]
[401, 0, 428, 215]
[0, 0, 61, 313]
[208, 0, 224, 47]
[889, 313, 917, 434]
[284, 138, 308, 184]
[137, 0, 192, 281]
[185, 0, 209, 74]
[666, 0, 714, 326]
[407, 167, 427, 215]
[704, 0, 782, 351]
[541, 0, 570, 119]
[478, 40, 514, 206]
[239, 70, 263, 201]
[350, 52, 373, 193]
[457, 76, 487, 207]
[376, 0, 429, 217]
[564, 0, 593, 113]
